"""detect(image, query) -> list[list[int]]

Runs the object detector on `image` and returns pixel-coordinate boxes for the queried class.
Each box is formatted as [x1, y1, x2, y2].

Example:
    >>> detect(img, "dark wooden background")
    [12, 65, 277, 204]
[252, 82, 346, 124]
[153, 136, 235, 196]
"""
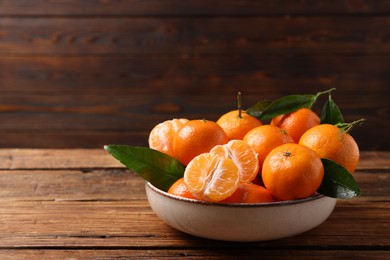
[0, 1, 389, 150]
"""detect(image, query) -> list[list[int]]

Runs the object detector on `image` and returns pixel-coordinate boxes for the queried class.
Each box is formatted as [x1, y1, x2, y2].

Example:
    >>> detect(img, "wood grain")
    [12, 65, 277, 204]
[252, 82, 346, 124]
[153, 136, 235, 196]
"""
[0, 90, 387, 149]
[0, 169, 387, 201]
[1, 0, 389, 16]
[1, 56, 389, 93]
[0, 149, 388, 170]
[0, 1, 388, 150]
[0, 149, 388, 258]
[1, 17, 389, 55]
[1, 250, 389, 260]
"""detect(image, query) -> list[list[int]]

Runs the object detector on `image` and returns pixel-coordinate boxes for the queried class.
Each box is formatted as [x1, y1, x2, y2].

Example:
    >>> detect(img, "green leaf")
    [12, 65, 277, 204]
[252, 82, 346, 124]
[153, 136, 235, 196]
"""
[247, 88, 336, 121]
[318, 158, 360, 199]
[246, 100, 272, 118]
[104, 145, 185, 192]
[320, 95, 344, 124]
[258, 94, 314, 120]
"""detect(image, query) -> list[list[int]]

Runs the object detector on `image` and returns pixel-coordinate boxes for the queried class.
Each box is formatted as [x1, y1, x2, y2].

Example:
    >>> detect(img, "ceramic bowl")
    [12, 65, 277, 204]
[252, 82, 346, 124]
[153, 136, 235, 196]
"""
[145, 182, 337, 242]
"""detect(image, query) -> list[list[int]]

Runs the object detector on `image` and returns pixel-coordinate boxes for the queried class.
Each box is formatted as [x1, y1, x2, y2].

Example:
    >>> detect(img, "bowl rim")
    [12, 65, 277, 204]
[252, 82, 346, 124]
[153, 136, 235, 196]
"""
[145, 181, 329, 208]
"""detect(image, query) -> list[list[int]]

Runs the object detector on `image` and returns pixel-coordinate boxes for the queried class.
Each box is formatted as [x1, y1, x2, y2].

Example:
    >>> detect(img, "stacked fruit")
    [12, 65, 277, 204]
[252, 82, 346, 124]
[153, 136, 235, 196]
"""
[106, 89, 363, 203]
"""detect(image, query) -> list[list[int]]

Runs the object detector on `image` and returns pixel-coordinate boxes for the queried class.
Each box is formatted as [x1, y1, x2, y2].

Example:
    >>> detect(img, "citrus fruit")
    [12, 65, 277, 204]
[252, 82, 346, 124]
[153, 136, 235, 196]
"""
[184, 153, 240, 202]
[243, 125, 294, 172]
[210, 139, 259, 182]
[217, 110, 263, 140]
[148, 118, 189, 158]
[168, 178, 198, 200]
[271, 108, 320, 143]
[173, 119, 229, 165]
[262, 143, 324, 201]
[222, 182, 274, 203]
[299, 124, 359, 173]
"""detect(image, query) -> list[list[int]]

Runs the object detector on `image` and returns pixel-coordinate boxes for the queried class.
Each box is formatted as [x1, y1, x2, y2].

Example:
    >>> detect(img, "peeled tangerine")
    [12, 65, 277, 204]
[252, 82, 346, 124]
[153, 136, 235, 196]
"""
[148, 118, 189, 158]
[210, 139, 259, 182]
[184, 153, 240, 202]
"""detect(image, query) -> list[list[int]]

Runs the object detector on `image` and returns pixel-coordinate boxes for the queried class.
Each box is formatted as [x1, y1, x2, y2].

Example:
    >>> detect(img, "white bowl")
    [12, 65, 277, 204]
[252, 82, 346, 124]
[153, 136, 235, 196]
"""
[145, 182, 337, 242]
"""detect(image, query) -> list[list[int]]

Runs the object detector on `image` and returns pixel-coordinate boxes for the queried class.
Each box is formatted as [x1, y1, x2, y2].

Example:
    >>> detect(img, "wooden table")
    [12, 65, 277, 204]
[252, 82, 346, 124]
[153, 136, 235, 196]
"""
[0, 149, 389, 259]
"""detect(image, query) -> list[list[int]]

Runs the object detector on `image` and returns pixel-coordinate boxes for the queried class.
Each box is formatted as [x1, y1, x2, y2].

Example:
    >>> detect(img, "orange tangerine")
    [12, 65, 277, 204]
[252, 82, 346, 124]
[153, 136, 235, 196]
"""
[217, 110, 263, 140]
[222, 182, 274, 203]
[184, 153, 240, 202]
[210, 139, 259, 182]
[168, 178, 198, 200]
[271, 108, 320, 143]
[299, 124, 359, 173]
[148, 118, 189, 158]
[173, 119, 229, 165]
[243, 125, 294, 172]
[262, 143, 324, 201]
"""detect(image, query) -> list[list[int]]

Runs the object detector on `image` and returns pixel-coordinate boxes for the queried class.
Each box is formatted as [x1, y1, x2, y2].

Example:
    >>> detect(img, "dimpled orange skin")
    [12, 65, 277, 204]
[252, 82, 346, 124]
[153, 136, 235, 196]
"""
[243, 125, 294, 172]
[271, 108, 320, 143]
[217, 110, 263, 140]
[299, 124, 359, 173]
[173, 119, 229, 166]
[168, 178, 198, 200]
[262, 143, 324, 201]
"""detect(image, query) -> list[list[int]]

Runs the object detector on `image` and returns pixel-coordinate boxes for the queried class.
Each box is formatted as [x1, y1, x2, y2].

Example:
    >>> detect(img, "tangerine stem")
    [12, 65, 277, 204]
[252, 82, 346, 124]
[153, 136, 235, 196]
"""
[309, 87, 336, 109]
[237, 91, 242, 118]
[335, 118, 365, 134]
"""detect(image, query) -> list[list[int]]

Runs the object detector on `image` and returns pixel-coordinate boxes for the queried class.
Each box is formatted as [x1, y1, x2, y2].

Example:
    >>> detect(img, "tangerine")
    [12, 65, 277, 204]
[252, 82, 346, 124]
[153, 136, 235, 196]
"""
[168, 178, 198, 200]
[262, 143, 324, 201]
[184, 153, 240, 202]
[148, 118, 189, 158]
[271, 108, 320, 143]
[217, 110, 263, 140]
[243, 125, 294, 172]
[222, 182, 274, 203]
[210, 139, 259, 182]
[173, 119, 229, 165]
[299, 124, 359, 173]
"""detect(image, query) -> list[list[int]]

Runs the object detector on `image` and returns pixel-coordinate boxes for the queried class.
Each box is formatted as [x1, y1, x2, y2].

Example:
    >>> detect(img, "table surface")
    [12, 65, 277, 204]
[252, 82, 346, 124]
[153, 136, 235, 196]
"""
[0, 149, 389, 259]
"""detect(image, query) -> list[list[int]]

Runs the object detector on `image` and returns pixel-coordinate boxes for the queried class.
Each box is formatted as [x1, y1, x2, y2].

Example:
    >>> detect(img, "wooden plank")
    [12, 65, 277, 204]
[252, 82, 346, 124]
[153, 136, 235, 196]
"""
[1, 0, 389, 16]
[0, 150, 388, 170]
[0, 250, 389, 259]
[0, 17, 389, 55]
[0, 150, 388, 252]
[0, 169, 139, 201]
[0, 169, 387, 201]
[0, 129, 386, 151]
[0, 92, 386, 129]
[0, 131, 149, 150]
[1, 56, 389, 93]
[358, 151, 390, 170]
[0, 93, 383, 127]
[0, 200, 388, 247]
[0, 149, 123, 170]
[0, 90, 386, 149]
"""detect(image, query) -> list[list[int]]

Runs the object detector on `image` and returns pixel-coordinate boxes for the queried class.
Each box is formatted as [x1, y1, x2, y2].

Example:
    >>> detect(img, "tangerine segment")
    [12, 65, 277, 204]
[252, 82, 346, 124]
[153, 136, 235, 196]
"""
[184, 153, 240, 202]
[210, 140, 259, 182]
[262, 143, 324, 201]
[173, 119, 229, 165]
[148, 118, 189, 157]
[222, 182, 274, 203]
